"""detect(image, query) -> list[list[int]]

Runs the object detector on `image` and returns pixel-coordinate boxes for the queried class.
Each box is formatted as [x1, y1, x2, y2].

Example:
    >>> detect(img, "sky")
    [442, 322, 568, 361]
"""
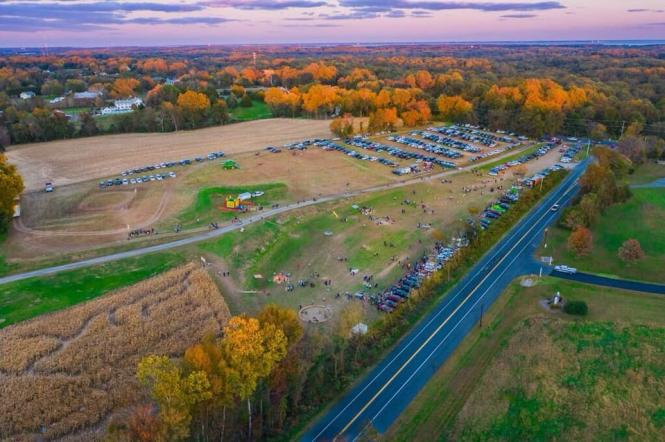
[1, 0, 664, 47]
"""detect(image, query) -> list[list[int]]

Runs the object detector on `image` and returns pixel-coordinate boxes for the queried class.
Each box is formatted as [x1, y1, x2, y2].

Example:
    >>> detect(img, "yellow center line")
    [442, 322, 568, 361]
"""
[332, 173, 579, 440]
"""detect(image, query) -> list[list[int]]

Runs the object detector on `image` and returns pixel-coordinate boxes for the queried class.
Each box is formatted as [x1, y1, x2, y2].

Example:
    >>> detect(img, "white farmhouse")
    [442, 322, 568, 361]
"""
[101, 97, 143, 115]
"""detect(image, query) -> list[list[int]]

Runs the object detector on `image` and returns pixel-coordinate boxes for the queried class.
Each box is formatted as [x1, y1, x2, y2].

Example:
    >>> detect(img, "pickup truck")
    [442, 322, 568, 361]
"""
[554, 265, 577, 274]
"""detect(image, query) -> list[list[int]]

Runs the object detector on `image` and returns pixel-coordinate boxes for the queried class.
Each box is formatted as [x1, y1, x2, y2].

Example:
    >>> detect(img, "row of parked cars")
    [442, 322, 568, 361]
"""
[376, 243, 460, 313]
[346, 137, 457, 169]
[315, 140, 397, 167]
[560, 143, 582, 163]
[120, 151, 225, 177]
[388, 135, 464, 159]
[451, 124, 518, 145]
[417, 130, 481, 153]
[521, 164, 565, 187]
[419, 128, 481, 153]
[487, 142, 557, 176]
[478, 188, 521, 230]
[101, 171, 177, 188]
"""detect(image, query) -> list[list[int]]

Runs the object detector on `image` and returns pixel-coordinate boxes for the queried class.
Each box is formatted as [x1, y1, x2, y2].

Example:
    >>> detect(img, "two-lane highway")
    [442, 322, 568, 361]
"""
[303, 159, 589, 441]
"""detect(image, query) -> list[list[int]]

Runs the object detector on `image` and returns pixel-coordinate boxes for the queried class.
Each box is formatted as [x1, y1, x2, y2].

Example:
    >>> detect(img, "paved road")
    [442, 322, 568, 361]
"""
[549, 270, 665, 295]
[302, 160, 589, 441]
[1, 146, 529, 286]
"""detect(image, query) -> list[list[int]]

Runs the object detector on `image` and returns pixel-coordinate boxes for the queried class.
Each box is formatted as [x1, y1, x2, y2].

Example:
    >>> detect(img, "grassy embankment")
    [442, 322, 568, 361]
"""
[0, 252, 185, 328]
[543, 163, 665, 282]
[390, 277, 665, 441]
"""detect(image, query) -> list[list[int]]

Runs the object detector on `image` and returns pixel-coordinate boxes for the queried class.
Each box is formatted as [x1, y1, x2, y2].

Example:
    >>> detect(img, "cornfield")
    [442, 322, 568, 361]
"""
[0, 264, 230, 441]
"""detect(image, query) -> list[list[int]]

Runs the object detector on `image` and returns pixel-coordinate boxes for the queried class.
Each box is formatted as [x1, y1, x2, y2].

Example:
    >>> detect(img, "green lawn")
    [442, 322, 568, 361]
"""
[0, 252, 185, 328]
[230, 100, 272, 121]
[545, 186, 665, 282]
[175, 183, 287, 228]
[389, 277, 665, 441]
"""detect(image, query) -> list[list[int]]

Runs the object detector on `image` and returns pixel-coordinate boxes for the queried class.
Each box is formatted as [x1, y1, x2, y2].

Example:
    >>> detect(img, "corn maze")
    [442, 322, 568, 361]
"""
[0, 264, 230, 440]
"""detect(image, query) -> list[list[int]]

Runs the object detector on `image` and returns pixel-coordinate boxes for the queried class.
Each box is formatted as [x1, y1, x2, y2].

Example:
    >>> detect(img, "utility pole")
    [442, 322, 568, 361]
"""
[586, 139, 591, 158]
[479, 304, 484, 328]
[620, 120, 626, 139]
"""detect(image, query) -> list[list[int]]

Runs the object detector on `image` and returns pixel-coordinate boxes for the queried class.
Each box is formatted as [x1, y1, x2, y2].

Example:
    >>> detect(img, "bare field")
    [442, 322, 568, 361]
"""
[0, 264, 230, 441]
[7, 118, 331, 191]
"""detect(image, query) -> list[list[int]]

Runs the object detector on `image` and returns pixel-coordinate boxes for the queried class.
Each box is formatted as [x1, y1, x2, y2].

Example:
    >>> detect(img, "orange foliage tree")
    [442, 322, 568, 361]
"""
[302, 84, 339, 117]
[111, 78, 140, 98]
[567, 226, 593, 257]
[436, 95, 473, 122]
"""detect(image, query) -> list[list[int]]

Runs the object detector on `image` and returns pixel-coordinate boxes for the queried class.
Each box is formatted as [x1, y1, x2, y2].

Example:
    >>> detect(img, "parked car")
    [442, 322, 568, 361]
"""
[554, 265, 577, 274]
[45, 182, 54, 192]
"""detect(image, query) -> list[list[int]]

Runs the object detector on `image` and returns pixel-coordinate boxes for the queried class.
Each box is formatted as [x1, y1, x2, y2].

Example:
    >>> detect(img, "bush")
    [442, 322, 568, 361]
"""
[564, 300, 588, 316]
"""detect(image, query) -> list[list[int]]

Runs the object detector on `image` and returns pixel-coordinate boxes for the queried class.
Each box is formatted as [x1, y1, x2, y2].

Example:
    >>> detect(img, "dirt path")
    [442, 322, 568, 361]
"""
[7, 118, 331, 191]
[12, 184, 174, 237]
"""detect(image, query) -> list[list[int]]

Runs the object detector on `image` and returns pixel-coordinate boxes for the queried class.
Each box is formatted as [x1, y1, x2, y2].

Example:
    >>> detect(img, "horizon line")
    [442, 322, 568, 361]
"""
[2, 39, 665, 50]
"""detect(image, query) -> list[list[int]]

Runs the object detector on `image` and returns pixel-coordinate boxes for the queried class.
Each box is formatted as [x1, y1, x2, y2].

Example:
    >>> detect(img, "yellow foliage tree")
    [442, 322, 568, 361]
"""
[221, 316, 287, 438]
[137, 355, 211, 441]
[0, 154, 24, 232]
[302, 84, 339, 117]
[176, 90, 210, 113]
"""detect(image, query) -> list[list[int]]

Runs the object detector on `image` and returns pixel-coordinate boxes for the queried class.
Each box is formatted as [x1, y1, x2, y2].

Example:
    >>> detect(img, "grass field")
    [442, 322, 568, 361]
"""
[389, 277, 665, 441]
[7, 118, 331, 191]
[0, 264, 230, 440]
[0, 251, 185, 327]
[196, 174, 492, 319]
[544, 185, 665, 283]
[230, 100, 272, 121]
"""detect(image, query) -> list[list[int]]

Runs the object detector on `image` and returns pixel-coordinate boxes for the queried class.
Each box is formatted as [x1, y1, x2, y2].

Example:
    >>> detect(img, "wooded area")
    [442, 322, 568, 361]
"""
[1, 44, 663, 148]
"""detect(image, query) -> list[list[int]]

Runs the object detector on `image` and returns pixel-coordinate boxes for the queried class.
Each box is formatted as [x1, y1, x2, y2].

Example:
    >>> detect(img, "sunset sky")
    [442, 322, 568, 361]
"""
[1, 0, 664, 47]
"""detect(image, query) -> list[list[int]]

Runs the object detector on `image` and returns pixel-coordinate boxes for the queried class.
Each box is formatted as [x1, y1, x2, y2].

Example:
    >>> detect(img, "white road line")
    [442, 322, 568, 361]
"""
[309, 167, 582, 441]
[332, 172, 581, 439]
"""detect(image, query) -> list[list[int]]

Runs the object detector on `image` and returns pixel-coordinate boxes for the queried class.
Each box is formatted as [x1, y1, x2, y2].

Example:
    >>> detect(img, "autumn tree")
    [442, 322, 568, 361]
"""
[231, 84, 246, 98]
[567, 226, 593, 257]
[368, 107, 399, 132]
[264, 87, 301, 117]
[177, 90, 210, 128]
[437, 95, 473, 122]
[330, 114, 355, 138]
[220, 316, 287, 439]
[257, 304, 304, 348]
[0, 153, 24, 232]
[127, 404, 162, 442]
[618, 238, 645, 263]
[184, 336, 234, 440]
[414, 70, 434, 90]
[137, 355, 211, 440]
[111, 78, 140, 98]
[302, 84, 339, 118]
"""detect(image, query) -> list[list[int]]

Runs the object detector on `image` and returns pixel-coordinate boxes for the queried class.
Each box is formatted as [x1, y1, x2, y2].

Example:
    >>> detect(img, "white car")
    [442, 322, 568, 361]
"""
[551, 204, 560, 212]
[554, 265, 577, 274]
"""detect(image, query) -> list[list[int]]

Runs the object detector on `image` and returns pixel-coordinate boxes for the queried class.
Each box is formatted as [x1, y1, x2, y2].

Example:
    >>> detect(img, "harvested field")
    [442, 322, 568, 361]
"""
[0, 264, 230, 441]
[7, 118, 331, 191]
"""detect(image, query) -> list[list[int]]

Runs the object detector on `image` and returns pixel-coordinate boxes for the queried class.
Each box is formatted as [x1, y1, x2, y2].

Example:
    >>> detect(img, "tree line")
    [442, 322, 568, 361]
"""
[1, 44, 663, 149]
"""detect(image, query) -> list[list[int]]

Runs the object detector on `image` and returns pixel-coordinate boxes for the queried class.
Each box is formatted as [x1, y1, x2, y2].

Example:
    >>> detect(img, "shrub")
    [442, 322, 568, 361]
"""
[564, 301, 588, 316]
